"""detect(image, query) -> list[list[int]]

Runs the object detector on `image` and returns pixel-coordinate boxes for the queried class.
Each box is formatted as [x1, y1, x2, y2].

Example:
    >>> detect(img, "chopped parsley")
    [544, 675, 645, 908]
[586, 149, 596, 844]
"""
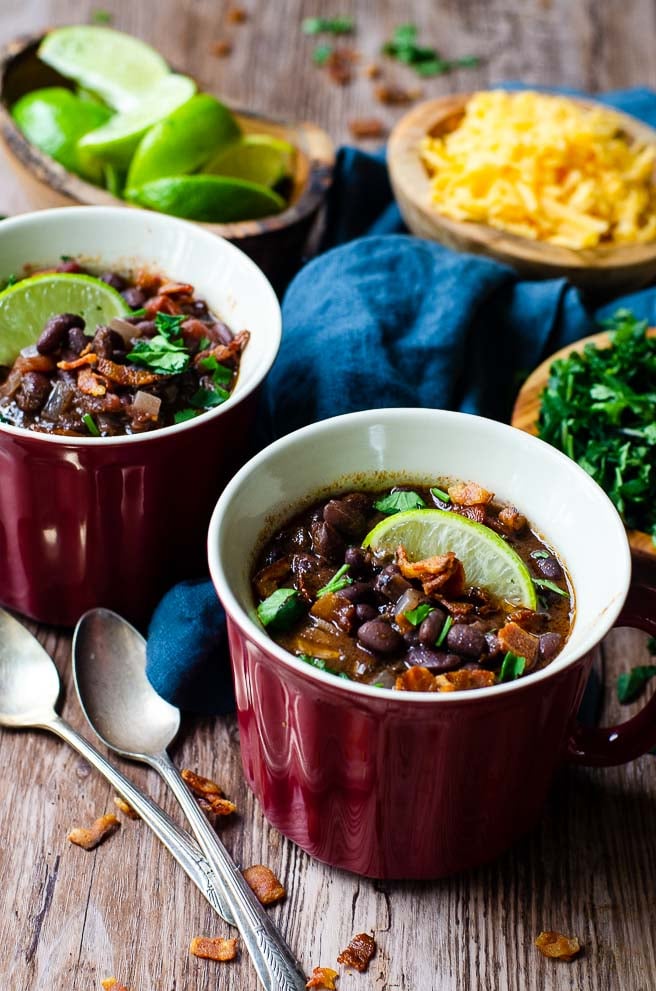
[174, 408, 200, 424]
[312, 43, 333, 65]
[374, 490, 426, 515]
[154, 311, 185, 340]
[82, 412, 101, 437]
[382, 24, 480, 77]
[90, 8, 113, 23]
[499, 651, 526, 682]
[302, 16, 354, 35]
[538, 309, 656, 543]
[533, 578, 569, 598]
[127, 335, 189, 375]
[299, 654, 352, 680]
[316, 564, 352, 597]
[617, 665, 656, 704]
[430, 486, 450, 503]
[257, 588, 305, 631]
[190, 386, 230, 409]
[404, 603, 433, 626]
[199, 353, 232, 387]
[435, 614, 453, 647]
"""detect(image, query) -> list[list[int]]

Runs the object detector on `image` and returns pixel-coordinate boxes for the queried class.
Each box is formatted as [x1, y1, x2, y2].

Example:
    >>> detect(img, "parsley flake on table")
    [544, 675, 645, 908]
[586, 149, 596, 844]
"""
[302, 16, 354, 35]
[617, 665, 656, 704]
[382, 23, 480, 77]
[538, 309, 656, 542]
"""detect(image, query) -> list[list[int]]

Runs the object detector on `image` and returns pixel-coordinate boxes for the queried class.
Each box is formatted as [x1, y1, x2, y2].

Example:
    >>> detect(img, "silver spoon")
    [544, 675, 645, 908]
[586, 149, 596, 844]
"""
[0, 607, 235, 924]
[73, 607, 307, 991]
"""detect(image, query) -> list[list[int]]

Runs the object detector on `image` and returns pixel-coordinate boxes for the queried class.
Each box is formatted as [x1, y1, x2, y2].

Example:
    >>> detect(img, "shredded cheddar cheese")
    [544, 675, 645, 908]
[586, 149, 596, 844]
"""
[420, 90, 656, 249]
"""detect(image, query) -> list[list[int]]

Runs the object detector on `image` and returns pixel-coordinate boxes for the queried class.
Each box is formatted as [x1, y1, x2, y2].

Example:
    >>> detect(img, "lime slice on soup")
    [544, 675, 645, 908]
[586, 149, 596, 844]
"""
[363, 508, 537, 609]
[203, 134, 295, 187]
[126, 94, 241, 188]
[0, 273, 130, 366]
[38, 26, 170, 112]
[11, 87, 112, 182]
[78, 74, 196, 167]
[127, 174, 286, 222]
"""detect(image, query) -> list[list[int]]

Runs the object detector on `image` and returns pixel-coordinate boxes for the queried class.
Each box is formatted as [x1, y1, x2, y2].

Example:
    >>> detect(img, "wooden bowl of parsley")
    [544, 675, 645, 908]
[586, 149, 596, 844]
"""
[511, 310, 656, 566]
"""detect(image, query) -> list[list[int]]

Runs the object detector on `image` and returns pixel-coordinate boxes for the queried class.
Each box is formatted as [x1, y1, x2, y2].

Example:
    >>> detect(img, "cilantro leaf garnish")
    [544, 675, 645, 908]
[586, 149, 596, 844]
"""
[257, 588, 305, 630]
[316, 564, 352, 598]
[154, 311, 185, 340]
[127, 336, 189, 375]
[374, 490, 426, 515]
[299, 653, 352, 680]
[82, 412, 100, 436]
[190, 386, 230, 409]
[617, 665, 656, 704]
[404, 603, 433, 626]
[174, 408, 200, 424]
[199, 354, 232, 387]
[499, 651, 526, 682]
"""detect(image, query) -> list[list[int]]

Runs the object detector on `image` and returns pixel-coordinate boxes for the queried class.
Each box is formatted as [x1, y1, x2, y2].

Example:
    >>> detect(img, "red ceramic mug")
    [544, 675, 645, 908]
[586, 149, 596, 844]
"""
[208, 408, 656, 880]
[0, 207, 281, 626]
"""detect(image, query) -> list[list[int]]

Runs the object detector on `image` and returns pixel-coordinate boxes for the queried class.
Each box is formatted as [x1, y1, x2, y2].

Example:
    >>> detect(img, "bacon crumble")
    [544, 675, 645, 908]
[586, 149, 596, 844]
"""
[68, 813, 120, 850]
[306, 967, 339, 989]
[113, 795, 140, 820]
[242, 864, 286, 905]
[190, 936, 239, 961]
[535, 930, 581, 961]
[337, 932, 376, 972]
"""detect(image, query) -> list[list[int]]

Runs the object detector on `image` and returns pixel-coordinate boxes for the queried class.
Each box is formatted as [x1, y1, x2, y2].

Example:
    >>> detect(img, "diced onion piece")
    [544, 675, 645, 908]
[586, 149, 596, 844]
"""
[20, 344, 40, 358]
[394, 588, 423, 624]
[110, 316, 142, 342]
[132, 390, 161, 418]
[41, 381, 70, 420]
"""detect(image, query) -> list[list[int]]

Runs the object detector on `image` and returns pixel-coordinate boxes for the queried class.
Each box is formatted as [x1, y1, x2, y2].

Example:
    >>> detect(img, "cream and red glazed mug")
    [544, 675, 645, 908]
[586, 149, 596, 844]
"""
[208, 408, 656, 879]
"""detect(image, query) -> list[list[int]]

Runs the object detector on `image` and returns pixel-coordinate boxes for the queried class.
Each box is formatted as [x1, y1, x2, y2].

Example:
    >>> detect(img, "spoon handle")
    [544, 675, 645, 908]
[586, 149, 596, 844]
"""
[151, 751, 308, 991]
[43, 715, 235, 925]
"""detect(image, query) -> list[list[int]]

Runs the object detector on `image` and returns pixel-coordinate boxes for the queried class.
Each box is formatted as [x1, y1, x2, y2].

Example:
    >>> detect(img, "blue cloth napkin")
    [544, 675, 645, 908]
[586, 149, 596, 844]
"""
[147, 88, 656, 715]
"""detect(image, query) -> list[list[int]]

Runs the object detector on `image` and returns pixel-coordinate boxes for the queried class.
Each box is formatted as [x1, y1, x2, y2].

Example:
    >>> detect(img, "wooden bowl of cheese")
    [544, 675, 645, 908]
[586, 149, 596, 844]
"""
[388, 90, 656, 294]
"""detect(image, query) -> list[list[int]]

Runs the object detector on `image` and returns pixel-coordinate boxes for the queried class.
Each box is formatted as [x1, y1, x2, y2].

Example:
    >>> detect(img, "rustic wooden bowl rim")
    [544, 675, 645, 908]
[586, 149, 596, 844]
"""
[511, 327, 656, 561]
[0, 31, 335, 239]
[388, 91, 656, 274]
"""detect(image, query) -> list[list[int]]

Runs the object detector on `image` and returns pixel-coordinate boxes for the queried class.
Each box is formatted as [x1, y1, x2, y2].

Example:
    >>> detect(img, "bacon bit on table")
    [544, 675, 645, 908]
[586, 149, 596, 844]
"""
[101, 978, 129, 990]
[337, 932, 377, 972]
[374, 82, 421, 104]
[326, 47, 357, 85]
[535, 931, 582, 961]
[113, 795, 140, 820]
[448, 481, 494, 506]
[497, 622, 539, 667]
[96, 358, 162, 388]
[364, 62, 381, 78]
[181, 768, 237, 817]
[226, 4, 248, 22]
[56, 353, 98, 371]
[242, 864, 286, 905]
[348, 117, 386, 139]
[211, 39, 233, 57]
[397, 546, 465, 597]
[190, 936, 239, 961]
[306, 967, 339, 989]
[68, 813, 120, 850]
[433, 669, 496, 691]
[77, 367, 108, 397]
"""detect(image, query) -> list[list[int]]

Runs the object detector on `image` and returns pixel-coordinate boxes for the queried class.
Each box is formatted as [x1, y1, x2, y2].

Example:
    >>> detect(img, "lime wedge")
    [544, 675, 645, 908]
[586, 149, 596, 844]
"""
[38, 26, 169, 113]
[203, 134, 295, 187]
[126, 94, 241, 188]
[0, 273, 130, 366]
[363, 508, 537, 609]
[11, 87, 112, 182]
[127, 174, 286, 222]
[78, 74, 196, 168]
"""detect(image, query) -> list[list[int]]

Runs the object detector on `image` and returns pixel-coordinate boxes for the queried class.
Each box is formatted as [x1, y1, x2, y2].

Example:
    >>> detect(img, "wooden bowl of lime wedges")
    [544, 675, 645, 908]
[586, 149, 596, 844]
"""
[511, 313, 656, 569]
[0, 28, 335, 288]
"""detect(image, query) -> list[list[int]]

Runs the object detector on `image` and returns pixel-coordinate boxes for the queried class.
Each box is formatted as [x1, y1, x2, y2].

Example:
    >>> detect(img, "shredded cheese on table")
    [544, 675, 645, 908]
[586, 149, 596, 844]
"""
[420, 90, 656, 249]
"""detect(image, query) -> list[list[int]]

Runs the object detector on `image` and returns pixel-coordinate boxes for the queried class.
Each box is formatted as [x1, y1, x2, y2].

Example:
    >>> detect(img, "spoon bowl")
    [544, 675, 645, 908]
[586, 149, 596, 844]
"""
[73, 608, 179, 757]
[0, 610, 60, 725]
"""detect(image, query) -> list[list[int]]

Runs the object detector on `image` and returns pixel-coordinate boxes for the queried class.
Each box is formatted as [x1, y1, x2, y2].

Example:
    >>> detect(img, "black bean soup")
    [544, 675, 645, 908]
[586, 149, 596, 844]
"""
[252, 480, 573, 693]
[0, 260, 248, 437]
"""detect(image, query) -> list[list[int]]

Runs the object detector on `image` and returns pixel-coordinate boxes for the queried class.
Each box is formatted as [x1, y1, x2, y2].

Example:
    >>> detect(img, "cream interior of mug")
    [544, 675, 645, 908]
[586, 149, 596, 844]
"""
[209, 407, 631, 697]
[0, 206, 281, 434]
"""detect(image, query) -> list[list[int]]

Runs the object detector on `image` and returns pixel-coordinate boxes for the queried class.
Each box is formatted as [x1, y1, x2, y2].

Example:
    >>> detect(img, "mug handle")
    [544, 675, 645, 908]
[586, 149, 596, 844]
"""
[567, 573, 656, 767]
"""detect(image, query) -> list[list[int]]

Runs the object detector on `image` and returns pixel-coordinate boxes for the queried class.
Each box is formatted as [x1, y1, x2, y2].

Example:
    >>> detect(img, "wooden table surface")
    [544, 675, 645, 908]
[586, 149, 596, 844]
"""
[1, 3, 656, 990]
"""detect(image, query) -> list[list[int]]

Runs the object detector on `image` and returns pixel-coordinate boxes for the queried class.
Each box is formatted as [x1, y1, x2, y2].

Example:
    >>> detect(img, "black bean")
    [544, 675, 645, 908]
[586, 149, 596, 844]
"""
[357, 619, 403, 654]
[100, 271, 127, 291]
[15, 372, 51, 412]
[344, 546, 371, 577]
[121, 287, 146, 309]
[533, 555, 563, 580]
[405, 646, 462, 672]
[36, 313, 85, 354]
[539, 631, 563, 662]
[374, 564, 411, 601]
[445, 623, 487, 658]
[310, 519, 345, 563]
[335, 581, 373, 604]
[211, 319, 233, 344]
[135, 320, 158, 337]
[342, 492, 370, 513]
[403, 629, 420, 645]
[322, 498, 366, 539]
[66, 326, 88, 355]
[355, 603, 377, 625]
[92, 326, 124, 359]
[417, 608, 446, 645]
